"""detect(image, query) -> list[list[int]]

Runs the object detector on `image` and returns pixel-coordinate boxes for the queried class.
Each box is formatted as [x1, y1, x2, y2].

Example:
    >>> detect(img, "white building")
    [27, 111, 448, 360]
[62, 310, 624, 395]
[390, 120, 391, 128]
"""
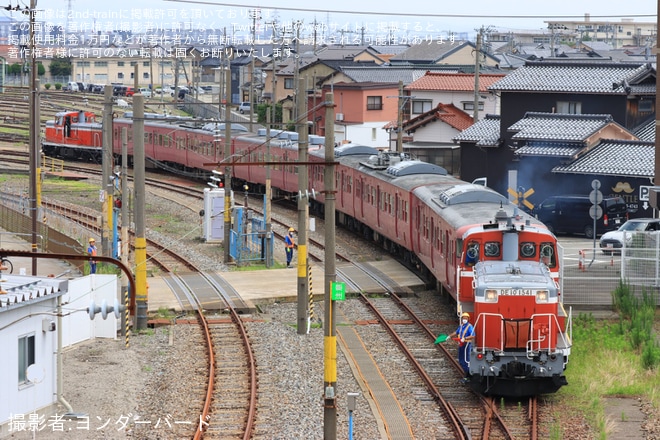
[0, 274, 120, 438]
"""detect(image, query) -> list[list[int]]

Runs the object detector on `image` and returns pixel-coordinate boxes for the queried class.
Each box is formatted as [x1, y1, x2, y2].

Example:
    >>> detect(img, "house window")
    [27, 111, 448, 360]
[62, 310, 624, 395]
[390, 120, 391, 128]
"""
[367, 96, 382, 110]
[118, 72, 124, 79]
[639, 100, 653, 112]
[284, 78, 294, 89]
[18, 334, 35, 384]
[556, 101, 582, 114]
[462, 101, 484, 111]
[143, 72, 150, 79]
[94, 61, 107, 67]
[143, 61, 150, 67]
[117, 61, 125, 67]
[412, 100, 432, 114]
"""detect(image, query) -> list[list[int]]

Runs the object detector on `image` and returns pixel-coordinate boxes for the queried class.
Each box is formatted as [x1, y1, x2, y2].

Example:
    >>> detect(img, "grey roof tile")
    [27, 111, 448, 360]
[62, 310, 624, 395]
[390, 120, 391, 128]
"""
[508, 112, 613, 141]
[490, 62, 652, 93]
[514, 141, 583, 157]
[633, 118, 656, 142]
[552, 140, 655, 177]
[452, 114, 500, 146]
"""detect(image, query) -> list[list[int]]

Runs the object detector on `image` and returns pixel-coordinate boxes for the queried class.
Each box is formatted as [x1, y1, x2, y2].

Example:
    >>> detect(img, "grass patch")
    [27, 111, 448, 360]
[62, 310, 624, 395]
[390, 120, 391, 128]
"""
[558, 294, 660, 438]
[154, 307, 175, 320]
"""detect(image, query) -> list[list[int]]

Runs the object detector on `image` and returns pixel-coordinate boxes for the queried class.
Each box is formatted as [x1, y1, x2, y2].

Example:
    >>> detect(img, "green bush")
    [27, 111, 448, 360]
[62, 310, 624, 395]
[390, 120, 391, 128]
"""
[44, 83, 51, 90]
[54, 83, 62, 90]
[612, 281, 659, 369]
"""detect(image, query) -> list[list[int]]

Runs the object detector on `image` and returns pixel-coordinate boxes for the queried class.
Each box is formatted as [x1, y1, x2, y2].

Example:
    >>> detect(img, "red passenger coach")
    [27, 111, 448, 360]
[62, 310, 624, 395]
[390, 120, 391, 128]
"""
[43, 109, 571, 396]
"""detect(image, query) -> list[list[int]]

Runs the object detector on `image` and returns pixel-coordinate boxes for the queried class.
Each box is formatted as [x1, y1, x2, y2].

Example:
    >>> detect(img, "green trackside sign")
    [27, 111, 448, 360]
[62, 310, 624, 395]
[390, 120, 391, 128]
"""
[331, 281, 346, 301]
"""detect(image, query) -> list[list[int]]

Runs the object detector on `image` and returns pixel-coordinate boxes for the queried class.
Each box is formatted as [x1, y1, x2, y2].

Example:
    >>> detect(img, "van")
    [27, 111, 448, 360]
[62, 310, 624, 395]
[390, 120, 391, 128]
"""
[237, 102, 251, 114]
[533, 195, 628, 238]
[66, 81, 79, 92]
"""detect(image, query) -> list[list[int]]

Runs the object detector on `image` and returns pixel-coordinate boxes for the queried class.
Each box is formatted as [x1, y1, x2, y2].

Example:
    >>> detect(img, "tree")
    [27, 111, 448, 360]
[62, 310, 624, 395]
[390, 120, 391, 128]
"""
[8, 63, 22, 76]
[37, 62, 45, 76]
[49, 58, 72, 77]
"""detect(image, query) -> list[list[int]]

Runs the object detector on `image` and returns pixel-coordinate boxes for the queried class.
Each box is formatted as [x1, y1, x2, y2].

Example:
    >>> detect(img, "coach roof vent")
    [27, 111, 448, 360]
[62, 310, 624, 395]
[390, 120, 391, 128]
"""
[437, 184, 509, 206]
[386, 160, 448, 177]
[334, 143, 379, 157]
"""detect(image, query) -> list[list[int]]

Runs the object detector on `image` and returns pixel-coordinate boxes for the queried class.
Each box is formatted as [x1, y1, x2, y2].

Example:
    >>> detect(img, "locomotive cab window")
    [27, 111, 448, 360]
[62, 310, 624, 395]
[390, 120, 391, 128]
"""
[520, 242, 536, 259]
[464, 241, 479, 267]
[540, 243, 556, 268]
[484, 241, 500, 258]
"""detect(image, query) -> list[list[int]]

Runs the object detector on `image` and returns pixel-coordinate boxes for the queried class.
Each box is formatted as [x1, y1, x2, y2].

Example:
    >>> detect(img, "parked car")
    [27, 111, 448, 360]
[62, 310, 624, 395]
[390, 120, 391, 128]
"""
[125, 87, 135, 97]
[533, 194, 628, 238]
[599, 218, 660, 254]
[237, 102, 251, 114]
[138, 87, 152, 97]
[65, 81, 79, 92]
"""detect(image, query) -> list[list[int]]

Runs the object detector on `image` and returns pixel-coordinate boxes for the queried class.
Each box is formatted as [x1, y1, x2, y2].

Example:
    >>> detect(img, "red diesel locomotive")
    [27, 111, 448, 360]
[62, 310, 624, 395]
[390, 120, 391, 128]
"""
[43, 110, 572, 396]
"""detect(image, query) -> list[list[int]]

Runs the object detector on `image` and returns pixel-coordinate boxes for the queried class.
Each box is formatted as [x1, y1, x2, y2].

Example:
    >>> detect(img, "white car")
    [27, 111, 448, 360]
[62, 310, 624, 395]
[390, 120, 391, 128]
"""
[599, 218, 660, 254]
[138, 87, 152, 97]
[237, 102, 251, 114]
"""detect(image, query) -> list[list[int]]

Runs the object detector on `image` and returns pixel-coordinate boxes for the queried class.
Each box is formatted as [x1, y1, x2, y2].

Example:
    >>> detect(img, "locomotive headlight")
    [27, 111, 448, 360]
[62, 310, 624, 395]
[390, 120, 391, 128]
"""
[485, 289, 498, 302]
[536, 290, 549, 303]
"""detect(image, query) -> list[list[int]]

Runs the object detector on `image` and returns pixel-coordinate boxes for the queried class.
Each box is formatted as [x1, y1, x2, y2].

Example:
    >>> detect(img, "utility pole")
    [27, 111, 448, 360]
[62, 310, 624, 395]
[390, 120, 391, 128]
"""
[102, 85, 114, 258]
[133, 94, 147, 330]
[249, 8, 260, 132]
[296, 77, 309, 335]
[396, 80, 403, 153]
[656, 0, 660, 200]
[473, 29, 482, 123]
[223, 58, 233, 264]
[120, 127, 129, 338]
[323, 92, 337, 439]
[28, 0, 38, 274]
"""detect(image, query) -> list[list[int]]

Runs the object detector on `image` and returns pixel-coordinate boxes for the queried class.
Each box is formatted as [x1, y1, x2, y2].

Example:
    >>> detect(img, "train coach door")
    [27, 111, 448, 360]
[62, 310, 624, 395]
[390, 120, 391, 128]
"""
[376, 186, 381, 228]
[395, 193, 400, 239]
[445, 230, 451, 286]
[356, 178, 364, 220]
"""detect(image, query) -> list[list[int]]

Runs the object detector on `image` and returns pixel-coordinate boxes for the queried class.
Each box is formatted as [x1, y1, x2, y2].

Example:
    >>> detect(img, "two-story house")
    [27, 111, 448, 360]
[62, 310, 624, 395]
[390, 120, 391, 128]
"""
[454, 60, 656, 216]
[314, 81, 399, 147]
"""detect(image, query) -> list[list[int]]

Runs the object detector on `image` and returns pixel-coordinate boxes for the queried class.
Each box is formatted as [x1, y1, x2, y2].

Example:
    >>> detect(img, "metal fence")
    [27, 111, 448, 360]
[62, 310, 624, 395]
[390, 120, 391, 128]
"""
[559, 235, 660, 309]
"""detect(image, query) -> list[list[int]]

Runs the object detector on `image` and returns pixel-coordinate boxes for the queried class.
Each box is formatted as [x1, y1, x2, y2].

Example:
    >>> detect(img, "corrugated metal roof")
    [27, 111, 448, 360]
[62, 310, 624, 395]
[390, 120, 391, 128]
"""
[0, 275, 66, 311]
[552, 139, 655, 177]
[489, 62, 651, 93]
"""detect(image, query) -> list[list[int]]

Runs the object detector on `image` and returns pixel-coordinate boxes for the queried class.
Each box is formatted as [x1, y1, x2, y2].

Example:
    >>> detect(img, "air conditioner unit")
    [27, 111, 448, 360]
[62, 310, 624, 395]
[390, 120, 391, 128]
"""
[336, 113, 344, 121]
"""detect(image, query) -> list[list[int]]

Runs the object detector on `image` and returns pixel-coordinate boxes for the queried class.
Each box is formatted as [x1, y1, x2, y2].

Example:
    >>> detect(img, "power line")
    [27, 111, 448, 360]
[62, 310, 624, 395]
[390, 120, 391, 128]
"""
[165, 0, 655, 21]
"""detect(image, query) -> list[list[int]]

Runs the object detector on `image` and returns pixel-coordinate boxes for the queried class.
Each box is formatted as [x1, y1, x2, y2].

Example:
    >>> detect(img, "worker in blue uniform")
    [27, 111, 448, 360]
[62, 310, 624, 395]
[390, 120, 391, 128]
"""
[446, 312, 475, 382]
[285, 227, 295, 268]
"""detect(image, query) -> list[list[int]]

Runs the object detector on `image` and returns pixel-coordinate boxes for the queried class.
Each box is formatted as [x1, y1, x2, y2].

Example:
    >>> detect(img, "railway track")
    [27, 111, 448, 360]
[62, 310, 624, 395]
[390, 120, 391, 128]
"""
[2, 150, 543, 438]
[338, 263, 539, 439]
[162, 272, 258, 439]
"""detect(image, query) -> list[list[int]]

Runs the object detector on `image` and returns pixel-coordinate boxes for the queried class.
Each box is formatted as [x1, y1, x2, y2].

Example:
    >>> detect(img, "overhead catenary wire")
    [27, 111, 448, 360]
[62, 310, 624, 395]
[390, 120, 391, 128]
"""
[165, 0, 654, 20]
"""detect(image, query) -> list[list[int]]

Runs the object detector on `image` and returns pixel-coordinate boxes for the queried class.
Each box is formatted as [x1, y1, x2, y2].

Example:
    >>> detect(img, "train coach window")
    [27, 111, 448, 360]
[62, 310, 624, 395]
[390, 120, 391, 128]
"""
[484, 242, 500, 257]
[520, 242, 536, 258]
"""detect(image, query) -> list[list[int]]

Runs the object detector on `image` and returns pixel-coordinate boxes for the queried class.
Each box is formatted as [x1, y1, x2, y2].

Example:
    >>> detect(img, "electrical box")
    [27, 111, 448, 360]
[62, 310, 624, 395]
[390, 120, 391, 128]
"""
[347, 392, 359, 412]
[203, 188, 227, 243]
[42, 318, 56, 332]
